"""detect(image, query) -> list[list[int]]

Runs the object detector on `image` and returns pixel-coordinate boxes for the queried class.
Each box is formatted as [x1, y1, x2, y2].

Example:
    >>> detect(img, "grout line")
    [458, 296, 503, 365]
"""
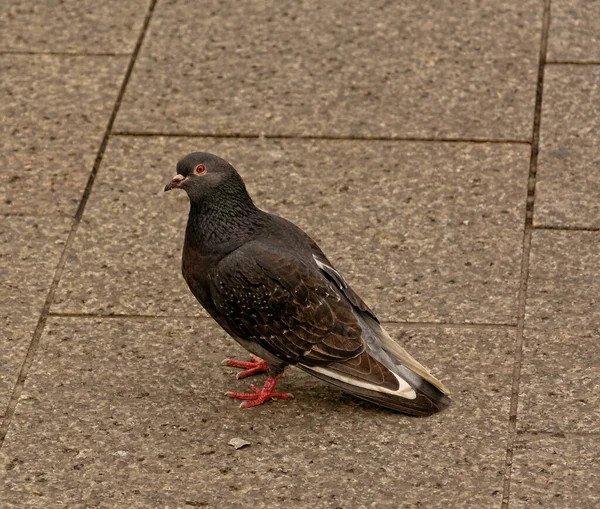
[547, 60, 600, 66]
[0, 50, 129, 57]
[525, 326, 600, 337]
[113, 130, 261, 139]
[112, 130, 532, 144]
[2, 212, 73, 219]
[382, 321, 516, 329]
[0, 0, 159, 448]
[534, 224, 600, 232]
[501, 2, 551, 507]
[48, 312, 211, 320]
[516, 429, 600, 437]
[46, 313, 515, 329]
[72, 4, 157, 221]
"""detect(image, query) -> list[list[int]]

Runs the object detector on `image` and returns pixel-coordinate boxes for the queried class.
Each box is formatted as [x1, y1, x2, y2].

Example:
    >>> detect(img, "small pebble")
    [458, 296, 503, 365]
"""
[228, 438, 251, 449]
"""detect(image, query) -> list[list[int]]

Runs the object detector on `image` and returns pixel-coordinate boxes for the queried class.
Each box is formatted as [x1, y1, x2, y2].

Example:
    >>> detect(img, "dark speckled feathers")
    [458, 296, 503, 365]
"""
[168, 151, 451, 415]
[209, 242, 365, 365]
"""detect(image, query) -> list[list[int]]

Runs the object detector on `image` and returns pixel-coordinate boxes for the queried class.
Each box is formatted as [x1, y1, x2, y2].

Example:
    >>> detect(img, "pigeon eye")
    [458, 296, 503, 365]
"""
[194, 164, 206, 175]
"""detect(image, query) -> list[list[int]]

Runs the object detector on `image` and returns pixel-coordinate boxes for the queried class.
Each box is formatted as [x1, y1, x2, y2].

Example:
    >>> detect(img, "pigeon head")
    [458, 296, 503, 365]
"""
[164, 152, 247, 204]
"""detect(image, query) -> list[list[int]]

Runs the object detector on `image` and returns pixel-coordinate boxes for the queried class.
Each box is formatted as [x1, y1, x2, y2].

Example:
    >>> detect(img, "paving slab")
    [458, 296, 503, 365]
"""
[526, 230, 600, 331]
[0, 216, 71, 416]
[0, 0, 149, 54]
[510, 433, 600, 508]
[116, 0, 539, 139]
[0, 318, 514, 508]
[1, 54, 128, 216]
[52, 136, 528, 323]
[535, 66, 600, 228]
[547, 0, 600, 62]
[518, 328, 599, 433]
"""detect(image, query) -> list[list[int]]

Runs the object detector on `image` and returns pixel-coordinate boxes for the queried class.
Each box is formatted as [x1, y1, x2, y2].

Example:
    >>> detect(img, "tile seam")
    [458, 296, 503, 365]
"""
[384, 321, 516, 329]
[45, 313, 517, 328]
[0, 50, 130, 57]
[111, 130, 532, 144]
[501, 1, 552, 507]
[47, 312, 211, 320]
[533, 225, 600, 232]
[547, 60, 600, 66]
[0, 0, 159, 448]
[516, 430, 600, 436]
[521, 324, 599, 335]
[2, 212, 74, 219]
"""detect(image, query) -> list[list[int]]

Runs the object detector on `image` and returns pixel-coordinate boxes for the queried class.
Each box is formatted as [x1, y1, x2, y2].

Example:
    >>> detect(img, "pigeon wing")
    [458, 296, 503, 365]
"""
[209, 241, 366, 365]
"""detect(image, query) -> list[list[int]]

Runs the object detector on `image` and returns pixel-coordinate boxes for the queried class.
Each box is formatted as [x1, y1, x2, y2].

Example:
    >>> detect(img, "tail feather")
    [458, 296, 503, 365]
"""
[299, 315, 451, 416]
[298, 357, 449, 416]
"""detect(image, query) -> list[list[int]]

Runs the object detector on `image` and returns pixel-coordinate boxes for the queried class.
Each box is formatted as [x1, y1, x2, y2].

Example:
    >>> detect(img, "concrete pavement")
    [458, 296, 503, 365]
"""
[1, 1, 598, 507]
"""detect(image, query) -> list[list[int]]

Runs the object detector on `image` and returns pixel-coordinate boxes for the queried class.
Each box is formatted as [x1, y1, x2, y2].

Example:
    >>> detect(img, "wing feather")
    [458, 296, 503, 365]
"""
[209, 242, 365, 365]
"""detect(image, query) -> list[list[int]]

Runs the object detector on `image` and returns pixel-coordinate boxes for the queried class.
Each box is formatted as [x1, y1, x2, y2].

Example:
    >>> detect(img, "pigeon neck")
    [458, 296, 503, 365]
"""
[186, 185, 262, 252]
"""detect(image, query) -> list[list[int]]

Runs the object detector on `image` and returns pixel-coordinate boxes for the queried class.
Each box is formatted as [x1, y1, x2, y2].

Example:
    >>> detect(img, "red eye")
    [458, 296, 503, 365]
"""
[195, 164, 206, 174]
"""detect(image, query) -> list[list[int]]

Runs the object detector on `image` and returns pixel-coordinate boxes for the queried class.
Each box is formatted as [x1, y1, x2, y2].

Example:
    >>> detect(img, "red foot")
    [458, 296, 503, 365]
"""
[225, 375, 293, 408]
[221, 354, 269, 379]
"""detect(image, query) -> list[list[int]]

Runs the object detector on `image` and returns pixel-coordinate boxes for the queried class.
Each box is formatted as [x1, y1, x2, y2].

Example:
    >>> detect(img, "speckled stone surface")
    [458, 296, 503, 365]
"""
[518, 328, 599, 433]
[1, 54, 128, 216]
[0, 216, 71, 415]
[0, 0, 149, 54]
[51, 137, 202, 317]
[52, 136, 528, 322]
[0, 318, 514, 508]
[510, 433, 600, 508]
[526, 230, 600, 331]
[547, 0, 600, 62]
[535, 66, 600, 228]
[115, 0, 539, 139]
[3, 2, 599, 506]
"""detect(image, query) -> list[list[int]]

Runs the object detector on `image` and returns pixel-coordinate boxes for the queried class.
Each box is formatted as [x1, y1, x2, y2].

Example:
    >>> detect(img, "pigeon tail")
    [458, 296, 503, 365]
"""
[298, 315, 451, 416]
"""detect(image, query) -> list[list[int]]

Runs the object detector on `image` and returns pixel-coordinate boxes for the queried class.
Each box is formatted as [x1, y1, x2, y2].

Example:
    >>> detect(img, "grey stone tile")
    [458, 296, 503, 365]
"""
[0, 319, 513, 508]
[0, 216, 71, 415]
[0, 1, 149, 54]
[519, 329, 599, 433]
[387, 325, 515, 430]
[51, 138, 200, 317]
[116, 0, 539, 139]
[535, 66, 600, 228]
[53, 136, 528, 323]
[526, 230, 600, 331]
[510, 433, 600, 508]
[548, 0, 600, 62]
[1, 54, 128, 216]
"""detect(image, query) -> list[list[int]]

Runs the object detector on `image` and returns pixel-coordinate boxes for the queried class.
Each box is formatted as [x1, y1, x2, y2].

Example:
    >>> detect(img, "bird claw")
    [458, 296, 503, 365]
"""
[222, 355, 269, 379]
[225, 375, 293, 408]
[238, 391, 294, 408]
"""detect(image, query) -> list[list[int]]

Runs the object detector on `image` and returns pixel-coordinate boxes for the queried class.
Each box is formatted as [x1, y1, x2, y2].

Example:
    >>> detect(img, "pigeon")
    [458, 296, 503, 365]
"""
[165, 152, 451, 416]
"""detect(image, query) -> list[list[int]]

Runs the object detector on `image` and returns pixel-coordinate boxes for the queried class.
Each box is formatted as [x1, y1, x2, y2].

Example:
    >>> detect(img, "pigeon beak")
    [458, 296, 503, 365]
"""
[164, 174, 186, 192]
